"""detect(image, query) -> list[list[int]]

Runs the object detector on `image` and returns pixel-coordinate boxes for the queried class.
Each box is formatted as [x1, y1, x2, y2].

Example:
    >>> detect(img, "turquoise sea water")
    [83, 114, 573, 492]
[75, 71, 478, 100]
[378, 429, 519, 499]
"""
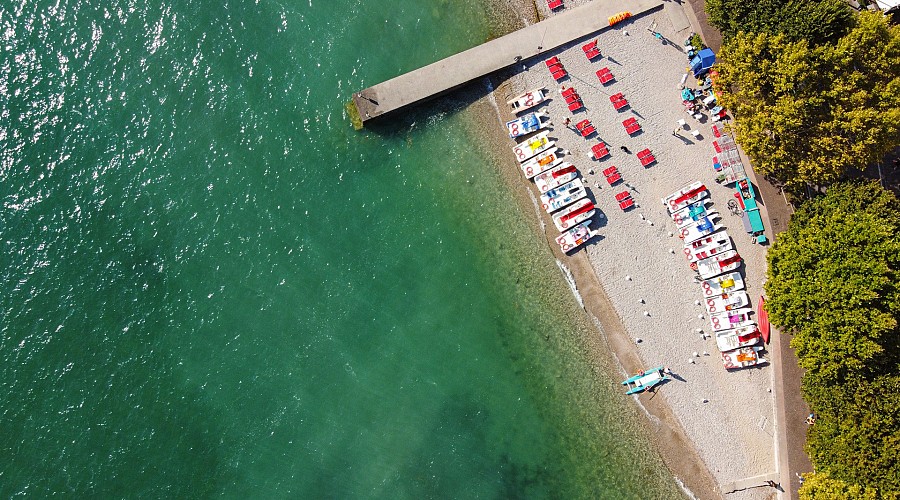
[1, 0, 681, 497]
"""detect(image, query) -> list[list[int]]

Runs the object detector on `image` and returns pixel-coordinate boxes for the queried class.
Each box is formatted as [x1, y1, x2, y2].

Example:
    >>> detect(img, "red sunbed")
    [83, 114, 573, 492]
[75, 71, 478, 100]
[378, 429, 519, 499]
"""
[615, 190, 631, 202]
[592, 143, 610, 160]
[568, 100, 583, 112]
[603, 166, 618, 177]
[545, 56, 561, 68]
[547, 0, 563, 10]
[619, 197, 635, 210]
[596, 68, 614, 84]
[607, 172, 622, 185]
[612, 98, 629, 111]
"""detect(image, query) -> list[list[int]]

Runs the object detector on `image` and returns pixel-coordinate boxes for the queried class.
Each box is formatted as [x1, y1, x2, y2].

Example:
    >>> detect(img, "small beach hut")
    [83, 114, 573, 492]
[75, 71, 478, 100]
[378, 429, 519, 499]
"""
[690, 48, 716, 78]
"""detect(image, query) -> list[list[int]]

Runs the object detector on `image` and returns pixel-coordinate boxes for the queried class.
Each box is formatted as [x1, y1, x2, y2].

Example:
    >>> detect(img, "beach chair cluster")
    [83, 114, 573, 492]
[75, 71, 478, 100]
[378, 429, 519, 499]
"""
[582, 40, 601, 60]
[660, 182, 769, 370]
[609, 92, 629, 111]
[562, 86, 583, 112]
[622, 117, 641, 135]
[546, 57, 567, 82]
[547, 0, 564, 10]
[591, 141, 610, 160]
[615, 190, 634, 210]
[603, 166, 621, 186]
[637, 148, 655, 167]
[595, 67, 614, 85]
[575, 119, 595, 138]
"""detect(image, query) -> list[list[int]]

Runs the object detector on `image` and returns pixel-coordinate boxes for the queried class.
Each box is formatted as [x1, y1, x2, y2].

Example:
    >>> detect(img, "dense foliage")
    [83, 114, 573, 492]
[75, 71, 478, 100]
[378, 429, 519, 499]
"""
[706, 0, 854, 45]
[765, 183, 900, 498]
[713, 13, 900, 191]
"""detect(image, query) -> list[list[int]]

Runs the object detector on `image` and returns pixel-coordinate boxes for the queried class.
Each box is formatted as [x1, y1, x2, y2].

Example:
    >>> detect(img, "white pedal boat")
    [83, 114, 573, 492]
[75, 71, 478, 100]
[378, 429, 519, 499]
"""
[678, 216, 721, 244]
[521, 149, 562, 179]
[695, 250, 742, 279]
[556, 220, 597, 253]
[715, 326, 762, 352]
[709, 307, 754, 332]
[534, 163, 579, 193]
[541, 179, 586, 213]
[553, 199, 595, 231]
[508, 88, 549, 114]
[506, 110, 551, 138]
[722, 346, 767, 370]
[699, 272, 745, 297]
[684, 233, 731, 263]
[673, 203, 716, 229]
[663, 181, 708, 214]
[704, 291, 749, 314]
[687, 236, 733, 265]
[512, 131, 554, 162]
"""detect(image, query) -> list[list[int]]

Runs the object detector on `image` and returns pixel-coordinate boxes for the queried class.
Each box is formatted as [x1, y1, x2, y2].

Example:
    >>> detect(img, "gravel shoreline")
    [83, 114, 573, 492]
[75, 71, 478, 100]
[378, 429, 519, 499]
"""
[462, 1, 778, 498]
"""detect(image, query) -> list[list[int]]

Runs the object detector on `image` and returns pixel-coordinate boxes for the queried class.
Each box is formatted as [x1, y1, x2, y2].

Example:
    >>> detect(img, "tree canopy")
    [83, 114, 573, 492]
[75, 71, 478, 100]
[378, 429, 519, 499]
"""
[712, 12, 900, 191]
[765, 182, 900, 498]
[706, 0, 854, 46]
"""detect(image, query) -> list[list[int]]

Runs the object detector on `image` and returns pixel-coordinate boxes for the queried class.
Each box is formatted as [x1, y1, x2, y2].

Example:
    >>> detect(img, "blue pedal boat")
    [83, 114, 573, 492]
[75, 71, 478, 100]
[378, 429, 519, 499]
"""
[621, 366, 669, 395]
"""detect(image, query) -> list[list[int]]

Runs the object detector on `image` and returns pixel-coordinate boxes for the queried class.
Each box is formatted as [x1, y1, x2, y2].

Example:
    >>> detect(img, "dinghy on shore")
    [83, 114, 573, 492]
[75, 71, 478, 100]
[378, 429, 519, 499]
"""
[678, 216, 721, 244]
[540, 179, 586, 213]
[534, 163, 579, 193]
[506, 111, 550, 138]
[695, 250, 742, 279]
[709, 307, 754, 332]
[507, 88, 549, 114]
[722, 346, 767, 370]
[716, 326, 762, 352]
[556, 220, 597, 252]
[685, 233, 732, 264]
[512, 131, 554, 162]
[699, 272, 744, 297]
[704, 291, 749, 314]
[520, 149, 562, 179]
[621, 366, 669, 395]
[663, 181, 708, 214]
[553, 199, 595, 231]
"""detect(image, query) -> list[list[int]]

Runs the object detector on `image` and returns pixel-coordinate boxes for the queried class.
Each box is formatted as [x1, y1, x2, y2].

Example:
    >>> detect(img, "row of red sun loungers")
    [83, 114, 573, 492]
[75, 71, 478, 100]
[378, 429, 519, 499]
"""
[540, 42, 654, 213]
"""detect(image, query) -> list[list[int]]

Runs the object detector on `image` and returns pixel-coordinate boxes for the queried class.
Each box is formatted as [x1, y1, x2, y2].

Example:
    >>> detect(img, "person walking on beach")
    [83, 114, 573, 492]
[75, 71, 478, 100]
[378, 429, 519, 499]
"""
[620, 145, 631, 154]
[564, 117, 572, 128]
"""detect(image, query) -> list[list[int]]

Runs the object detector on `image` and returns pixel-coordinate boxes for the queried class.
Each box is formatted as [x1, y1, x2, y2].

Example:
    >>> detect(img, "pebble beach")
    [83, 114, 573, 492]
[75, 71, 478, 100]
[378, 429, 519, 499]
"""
[475, 0, 779, 497]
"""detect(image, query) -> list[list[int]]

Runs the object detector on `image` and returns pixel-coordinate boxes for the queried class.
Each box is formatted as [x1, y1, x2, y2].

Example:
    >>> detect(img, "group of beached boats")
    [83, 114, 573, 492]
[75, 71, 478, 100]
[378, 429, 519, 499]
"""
[506, 88, 599, 254]
[663, 182, 767, 371]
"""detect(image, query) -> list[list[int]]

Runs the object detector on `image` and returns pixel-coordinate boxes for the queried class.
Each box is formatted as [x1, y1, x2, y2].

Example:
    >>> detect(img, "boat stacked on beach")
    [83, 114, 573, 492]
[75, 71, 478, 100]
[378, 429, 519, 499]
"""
[663, 182, 768, 371]
[504, 98, 599, 253]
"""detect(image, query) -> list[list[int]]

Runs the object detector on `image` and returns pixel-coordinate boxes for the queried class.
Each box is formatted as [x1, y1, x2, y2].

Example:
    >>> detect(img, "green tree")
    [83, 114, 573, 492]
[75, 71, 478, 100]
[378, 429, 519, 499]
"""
[706, 0, 853, 45]
[714, 13, 900, 191]
[766, 182, 900, 497]
[766, 182, 900, 381]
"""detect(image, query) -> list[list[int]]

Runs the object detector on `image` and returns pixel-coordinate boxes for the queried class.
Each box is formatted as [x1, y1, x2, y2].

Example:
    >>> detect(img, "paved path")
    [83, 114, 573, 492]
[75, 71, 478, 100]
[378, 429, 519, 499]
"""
[352, 0, 663, 124]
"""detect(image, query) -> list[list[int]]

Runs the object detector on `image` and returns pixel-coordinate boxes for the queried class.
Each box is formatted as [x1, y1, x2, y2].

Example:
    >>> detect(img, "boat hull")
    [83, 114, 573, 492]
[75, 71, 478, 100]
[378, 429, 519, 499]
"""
[704, 291, 749, 314]
[685, 233, 732, 264]
[553, 199, 595, 231]
[534, 163, 578, 193]
[521, 149, 562, 179]
[709, 307, 754, 331]
[716, 325, 762, 352]
[699, 272, 745, 297]
[556, 220, 595, 252]
[508, 88, 548, 114]
[722, 346, 767, 370]
[695, 250, 742, 279]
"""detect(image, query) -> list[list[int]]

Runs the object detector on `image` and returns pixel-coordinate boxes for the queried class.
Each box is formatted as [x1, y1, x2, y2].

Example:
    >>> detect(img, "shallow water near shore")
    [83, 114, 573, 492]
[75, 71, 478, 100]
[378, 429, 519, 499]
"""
[1, 0, 679, 497]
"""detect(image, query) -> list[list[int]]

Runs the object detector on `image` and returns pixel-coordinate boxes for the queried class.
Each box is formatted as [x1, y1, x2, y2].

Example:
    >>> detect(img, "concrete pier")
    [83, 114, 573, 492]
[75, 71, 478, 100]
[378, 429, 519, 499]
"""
[351, 0, 664, 127]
